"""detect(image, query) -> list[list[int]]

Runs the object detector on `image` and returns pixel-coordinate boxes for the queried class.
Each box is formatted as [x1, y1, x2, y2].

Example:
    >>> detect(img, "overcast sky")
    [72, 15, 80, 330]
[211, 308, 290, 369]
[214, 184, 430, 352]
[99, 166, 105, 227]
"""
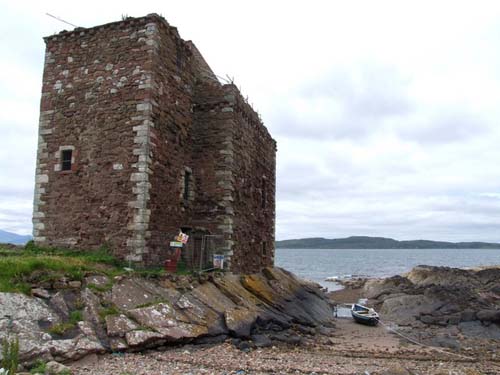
[1, 0, 500, 242]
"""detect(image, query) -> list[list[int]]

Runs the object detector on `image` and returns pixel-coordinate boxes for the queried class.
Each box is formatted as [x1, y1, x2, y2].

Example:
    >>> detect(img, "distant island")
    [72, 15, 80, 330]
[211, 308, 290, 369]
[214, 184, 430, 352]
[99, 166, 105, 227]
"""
[275, 236, 500, 249]
[0, 229, 32, 245]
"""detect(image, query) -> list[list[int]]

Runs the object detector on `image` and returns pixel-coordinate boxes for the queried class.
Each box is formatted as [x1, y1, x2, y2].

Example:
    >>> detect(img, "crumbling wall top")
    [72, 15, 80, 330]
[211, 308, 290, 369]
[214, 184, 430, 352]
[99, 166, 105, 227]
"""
[44, 13, 175, 42]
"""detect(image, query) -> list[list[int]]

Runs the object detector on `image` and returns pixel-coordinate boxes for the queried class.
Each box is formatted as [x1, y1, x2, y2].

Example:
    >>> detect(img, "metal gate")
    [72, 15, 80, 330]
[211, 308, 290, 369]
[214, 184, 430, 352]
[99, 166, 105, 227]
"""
[184, 234, 225, 272]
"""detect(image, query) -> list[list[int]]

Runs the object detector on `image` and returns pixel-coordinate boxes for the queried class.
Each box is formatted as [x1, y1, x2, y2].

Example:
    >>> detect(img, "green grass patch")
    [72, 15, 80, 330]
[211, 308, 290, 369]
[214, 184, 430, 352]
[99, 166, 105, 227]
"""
[87, 281, 114, 293]
[0, 242, 125, 294]
[135, 298, 169, 309]
[47, 309, 83, 336]
[0, 242, 189, 294]
[98, 305, 120, 321]
[30, 360, 47, 374]
[47, 322, 75, 336]
[69, 310, 83, 324]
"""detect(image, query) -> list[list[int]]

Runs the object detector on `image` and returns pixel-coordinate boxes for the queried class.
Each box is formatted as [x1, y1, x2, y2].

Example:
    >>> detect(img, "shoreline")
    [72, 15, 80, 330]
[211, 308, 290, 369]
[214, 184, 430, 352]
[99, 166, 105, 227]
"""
[71, 264, 500, 374]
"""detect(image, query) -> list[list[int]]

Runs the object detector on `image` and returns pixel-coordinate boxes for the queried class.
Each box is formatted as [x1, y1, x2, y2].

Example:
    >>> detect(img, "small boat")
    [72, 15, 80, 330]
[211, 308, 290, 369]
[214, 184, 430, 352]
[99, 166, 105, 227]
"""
[351, 303, 379, 326]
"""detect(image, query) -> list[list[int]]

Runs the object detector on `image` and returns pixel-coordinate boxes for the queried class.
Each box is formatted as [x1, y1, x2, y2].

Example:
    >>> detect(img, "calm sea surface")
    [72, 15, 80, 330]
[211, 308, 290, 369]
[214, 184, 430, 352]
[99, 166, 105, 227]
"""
[275, 248, 500, 291]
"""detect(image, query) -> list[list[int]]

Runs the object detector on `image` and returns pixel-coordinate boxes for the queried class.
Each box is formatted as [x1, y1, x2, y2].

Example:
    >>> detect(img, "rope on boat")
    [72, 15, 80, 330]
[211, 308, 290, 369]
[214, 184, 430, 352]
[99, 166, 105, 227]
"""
[377, 319, 477, 361]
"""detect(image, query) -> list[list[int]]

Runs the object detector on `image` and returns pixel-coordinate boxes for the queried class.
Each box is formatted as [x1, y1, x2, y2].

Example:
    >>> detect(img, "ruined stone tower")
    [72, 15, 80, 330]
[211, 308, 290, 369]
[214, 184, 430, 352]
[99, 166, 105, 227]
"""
[33, 14, 276, 273]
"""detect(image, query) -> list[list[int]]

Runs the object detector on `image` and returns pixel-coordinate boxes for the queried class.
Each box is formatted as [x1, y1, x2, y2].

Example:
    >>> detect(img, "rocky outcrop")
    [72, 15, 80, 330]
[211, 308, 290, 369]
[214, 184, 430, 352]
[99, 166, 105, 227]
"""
[0, 267, 334, 366]
[364, 265, 500, 336]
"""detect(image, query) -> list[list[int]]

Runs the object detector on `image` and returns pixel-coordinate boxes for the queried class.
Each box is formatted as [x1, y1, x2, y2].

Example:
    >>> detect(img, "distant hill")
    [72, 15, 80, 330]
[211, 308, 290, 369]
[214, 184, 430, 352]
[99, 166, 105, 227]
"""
[0, 229, 32, 245]
[275, 236, 500, 249]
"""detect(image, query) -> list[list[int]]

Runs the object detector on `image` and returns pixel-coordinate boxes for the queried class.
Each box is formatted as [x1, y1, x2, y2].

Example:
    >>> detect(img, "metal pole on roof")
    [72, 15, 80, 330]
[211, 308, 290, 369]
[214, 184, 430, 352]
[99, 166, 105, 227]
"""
[46, 13, 80, 28]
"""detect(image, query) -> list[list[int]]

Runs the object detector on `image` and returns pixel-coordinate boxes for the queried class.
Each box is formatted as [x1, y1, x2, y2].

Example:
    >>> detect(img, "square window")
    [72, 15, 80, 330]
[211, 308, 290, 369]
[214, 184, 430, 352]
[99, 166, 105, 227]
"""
[61, 150, 72, 171]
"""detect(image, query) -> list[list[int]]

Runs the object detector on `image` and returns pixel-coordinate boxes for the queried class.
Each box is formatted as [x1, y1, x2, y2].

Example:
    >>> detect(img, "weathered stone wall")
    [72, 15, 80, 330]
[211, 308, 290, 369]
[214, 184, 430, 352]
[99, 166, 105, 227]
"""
[34, 14, 276, 271]
[228, 86, 277, 273]
[191, 81, 238, 268]
[33, 17, 158, 258]
[142, 20, 197, 265]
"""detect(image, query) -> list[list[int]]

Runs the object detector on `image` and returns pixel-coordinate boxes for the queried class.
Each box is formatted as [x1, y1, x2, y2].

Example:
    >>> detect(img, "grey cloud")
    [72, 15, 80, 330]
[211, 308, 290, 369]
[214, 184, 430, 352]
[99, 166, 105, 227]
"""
[396, 112, 491, 144]
[299, 64, 413, 117]
[268, 63, 414, 141]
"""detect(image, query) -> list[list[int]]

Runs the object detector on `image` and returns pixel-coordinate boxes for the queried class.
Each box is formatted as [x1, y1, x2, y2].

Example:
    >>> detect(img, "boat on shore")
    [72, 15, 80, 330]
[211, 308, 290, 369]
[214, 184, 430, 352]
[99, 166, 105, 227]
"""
[351, 303, 379, 326]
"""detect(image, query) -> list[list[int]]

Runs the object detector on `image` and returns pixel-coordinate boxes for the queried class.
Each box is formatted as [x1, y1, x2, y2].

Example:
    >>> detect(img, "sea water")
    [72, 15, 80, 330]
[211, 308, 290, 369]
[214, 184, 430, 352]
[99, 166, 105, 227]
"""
[275, 248, 500, 291]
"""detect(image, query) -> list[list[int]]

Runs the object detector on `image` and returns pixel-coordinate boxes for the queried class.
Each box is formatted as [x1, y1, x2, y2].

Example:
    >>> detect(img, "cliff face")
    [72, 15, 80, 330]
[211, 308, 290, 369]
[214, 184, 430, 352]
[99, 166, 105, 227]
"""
[0, 268, 334, 365]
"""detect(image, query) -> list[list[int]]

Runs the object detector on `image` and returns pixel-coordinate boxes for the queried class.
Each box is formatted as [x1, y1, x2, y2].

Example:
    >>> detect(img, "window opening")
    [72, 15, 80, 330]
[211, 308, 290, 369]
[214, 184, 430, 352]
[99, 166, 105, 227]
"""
[61, 150, 72, 171]
[261, 178, 267, 208]
[183, 170, 191, 201]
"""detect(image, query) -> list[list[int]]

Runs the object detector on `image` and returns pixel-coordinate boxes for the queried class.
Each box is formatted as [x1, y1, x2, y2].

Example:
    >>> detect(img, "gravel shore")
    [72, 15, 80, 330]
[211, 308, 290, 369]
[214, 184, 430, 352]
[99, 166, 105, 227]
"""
[71, 319, 499, 375]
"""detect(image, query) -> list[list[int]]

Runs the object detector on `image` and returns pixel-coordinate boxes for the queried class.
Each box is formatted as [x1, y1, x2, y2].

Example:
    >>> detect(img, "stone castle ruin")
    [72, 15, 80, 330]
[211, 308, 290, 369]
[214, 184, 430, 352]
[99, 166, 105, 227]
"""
[33, 14, 276, 273]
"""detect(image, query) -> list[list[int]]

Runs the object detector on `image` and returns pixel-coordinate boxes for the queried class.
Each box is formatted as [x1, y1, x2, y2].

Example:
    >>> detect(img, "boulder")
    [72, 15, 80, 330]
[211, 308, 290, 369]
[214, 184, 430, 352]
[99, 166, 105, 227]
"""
[81, 288, 101, 324]
[251, 333, 272, 348]
[45, 361, 72, 375]
[105, 314, 138, 337]
[363, 276, 412, 299]
[84, 275, 110, 288]
[108, 278, 179, 310]
[68, 281, 82, 289]
[127, 302, 208, 340]
[174, 293, 226, 335]
[460, 309, 476, 322]
[406, 265, 480, 289]
[476, 309, 500, 323]
[476, 268, 500, 285]
[225, 307, 258, 338]
[380, 294, 444, 325]
[31, 288, 50, 299]
[48, 335, 105, 362]
[109, 337, 128, 351]
[125, 330, 164, 347]
[458, 321, 500, 340]
[49, 292, 70, 319]
[0, 293, 59, 363]
[191, 282, 236, 314]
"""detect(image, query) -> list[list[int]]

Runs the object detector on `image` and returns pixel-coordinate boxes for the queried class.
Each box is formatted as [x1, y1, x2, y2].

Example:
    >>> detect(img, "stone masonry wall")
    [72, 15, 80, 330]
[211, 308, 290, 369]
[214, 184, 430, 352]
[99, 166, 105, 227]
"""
[228, 86, 276, 273]
[33, 17, 158, 260]
[191, 81, 239, 268]
[144, 20, 198, 265]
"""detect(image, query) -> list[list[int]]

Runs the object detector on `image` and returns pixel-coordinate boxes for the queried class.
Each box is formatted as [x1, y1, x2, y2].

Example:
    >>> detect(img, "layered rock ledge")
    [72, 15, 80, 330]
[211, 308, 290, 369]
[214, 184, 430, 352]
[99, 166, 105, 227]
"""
[330, 265, 500, 354]
[0, 267, 334, 365]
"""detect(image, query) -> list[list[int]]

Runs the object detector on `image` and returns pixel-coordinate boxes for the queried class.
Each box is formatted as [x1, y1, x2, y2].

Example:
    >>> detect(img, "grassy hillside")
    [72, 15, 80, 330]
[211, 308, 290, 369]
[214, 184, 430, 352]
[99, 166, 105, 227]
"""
[276, 236, 500, 249]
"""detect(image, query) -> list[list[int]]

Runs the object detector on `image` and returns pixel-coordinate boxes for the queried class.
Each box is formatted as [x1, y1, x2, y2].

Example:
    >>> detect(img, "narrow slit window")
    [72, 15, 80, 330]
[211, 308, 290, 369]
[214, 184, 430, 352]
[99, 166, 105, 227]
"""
[262, 241, 267, 256]
[183, 170, 191, 201]
[61, 150, 72, 171]
[261, 178, 267, 208]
